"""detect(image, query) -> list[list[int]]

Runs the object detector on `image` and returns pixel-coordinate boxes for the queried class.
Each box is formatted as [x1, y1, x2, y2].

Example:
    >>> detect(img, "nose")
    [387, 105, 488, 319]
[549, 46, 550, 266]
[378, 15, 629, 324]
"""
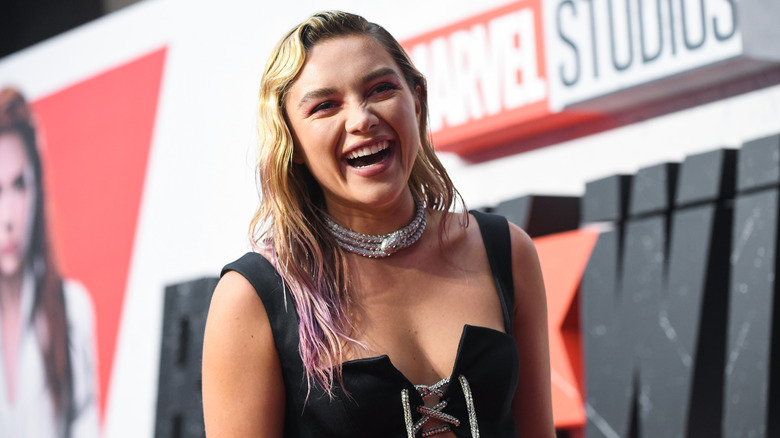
[345, 104, 379, 134]
[0, 197, 10, 233]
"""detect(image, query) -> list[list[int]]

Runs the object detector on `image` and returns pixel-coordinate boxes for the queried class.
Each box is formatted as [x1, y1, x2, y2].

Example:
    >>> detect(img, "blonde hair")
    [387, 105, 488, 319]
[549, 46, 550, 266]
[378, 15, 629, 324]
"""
[249, 10, 464, 394]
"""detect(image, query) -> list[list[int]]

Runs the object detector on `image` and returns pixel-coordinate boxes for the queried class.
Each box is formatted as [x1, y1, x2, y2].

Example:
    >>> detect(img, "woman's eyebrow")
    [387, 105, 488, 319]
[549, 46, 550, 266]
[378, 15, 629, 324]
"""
[297, 87, 338, 110]
[361, 67, 401, 84]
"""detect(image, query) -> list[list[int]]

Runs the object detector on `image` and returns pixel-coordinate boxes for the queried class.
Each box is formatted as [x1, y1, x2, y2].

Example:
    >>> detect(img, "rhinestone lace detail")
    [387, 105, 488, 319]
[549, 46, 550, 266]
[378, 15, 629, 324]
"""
[401, 375, 481, 437]
[323, 195, 426, 258]
[458, 375, 480, 438]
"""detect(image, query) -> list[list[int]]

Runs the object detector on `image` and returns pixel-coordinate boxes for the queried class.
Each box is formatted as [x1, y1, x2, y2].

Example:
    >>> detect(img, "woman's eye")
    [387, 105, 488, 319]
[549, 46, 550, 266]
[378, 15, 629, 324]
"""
[310, 101, 337, 115]
[373, 83, 398, 95]
[12, 174, 27, 191]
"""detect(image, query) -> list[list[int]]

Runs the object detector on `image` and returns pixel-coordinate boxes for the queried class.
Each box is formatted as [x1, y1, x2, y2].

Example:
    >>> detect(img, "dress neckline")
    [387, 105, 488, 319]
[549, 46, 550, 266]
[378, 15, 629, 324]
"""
[341, 324, 512, 393]
[341, 212, 515, 391]
[341, 210, 514, 394]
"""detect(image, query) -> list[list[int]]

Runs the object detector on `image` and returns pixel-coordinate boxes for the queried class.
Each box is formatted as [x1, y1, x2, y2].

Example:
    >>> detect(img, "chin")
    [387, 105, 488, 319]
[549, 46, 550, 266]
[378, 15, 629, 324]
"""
[0, 259, 23, 279]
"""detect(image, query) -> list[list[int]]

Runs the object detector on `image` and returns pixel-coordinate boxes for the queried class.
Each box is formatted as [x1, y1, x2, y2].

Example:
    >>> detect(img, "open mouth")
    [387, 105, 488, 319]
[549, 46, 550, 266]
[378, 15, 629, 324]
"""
[345, 141, 391, 168]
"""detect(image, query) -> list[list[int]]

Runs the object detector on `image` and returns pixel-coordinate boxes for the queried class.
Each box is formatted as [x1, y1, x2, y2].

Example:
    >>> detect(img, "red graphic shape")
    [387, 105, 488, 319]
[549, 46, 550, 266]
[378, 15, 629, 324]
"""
[32, 47, 167, 418]
[534, 229, 599, 428]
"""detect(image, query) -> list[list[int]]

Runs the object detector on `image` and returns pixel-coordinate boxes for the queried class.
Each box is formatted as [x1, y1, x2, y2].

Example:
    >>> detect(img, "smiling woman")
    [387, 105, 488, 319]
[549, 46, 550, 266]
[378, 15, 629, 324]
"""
[202, 11, 555, 438]
[284, 34, 422, 218]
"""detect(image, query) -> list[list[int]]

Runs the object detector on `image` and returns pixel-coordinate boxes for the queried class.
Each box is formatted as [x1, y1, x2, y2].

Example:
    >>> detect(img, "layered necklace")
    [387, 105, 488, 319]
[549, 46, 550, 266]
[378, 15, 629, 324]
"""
[323, 195, 427, 258]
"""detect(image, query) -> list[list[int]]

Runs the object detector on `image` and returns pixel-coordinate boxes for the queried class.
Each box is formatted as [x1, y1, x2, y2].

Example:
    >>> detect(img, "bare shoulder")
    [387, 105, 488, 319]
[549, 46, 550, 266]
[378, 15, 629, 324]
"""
[507, 222, 546, 315]
[202, 270, 285, 437]
[508, 222, 539, 269]
[207, 270, 271, 324]
[204, 271, 276, 353]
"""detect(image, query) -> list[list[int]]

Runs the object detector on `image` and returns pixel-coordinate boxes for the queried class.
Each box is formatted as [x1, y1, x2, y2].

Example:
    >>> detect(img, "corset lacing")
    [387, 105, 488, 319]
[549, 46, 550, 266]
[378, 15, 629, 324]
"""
[401, 375, 480, 437]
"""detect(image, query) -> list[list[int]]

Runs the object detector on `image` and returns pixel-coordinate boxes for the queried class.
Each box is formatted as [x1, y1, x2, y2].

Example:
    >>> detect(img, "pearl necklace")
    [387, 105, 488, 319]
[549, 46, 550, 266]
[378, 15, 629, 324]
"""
[323, 195, 426, 258]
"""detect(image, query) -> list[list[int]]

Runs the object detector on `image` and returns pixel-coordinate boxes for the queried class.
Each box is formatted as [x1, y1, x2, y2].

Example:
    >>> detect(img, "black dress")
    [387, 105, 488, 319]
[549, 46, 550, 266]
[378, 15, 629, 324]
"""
[221, 211, 519, 437]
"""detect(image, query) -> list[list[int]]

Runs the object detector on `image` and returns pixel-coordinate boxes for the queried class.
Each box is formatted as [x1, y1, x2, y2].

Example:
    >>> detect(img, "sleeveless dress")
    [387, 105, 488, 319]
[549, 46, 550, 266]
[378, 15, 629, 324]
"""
[221, 211, 519, 437]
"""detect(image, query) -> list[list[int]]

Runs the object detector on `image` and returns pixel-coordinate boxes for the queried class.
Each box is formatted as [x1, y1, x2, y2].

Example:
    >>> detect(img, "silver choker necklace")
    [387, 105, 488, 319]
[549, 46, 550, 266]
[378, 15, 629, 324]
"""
[323, 196, 426, 258]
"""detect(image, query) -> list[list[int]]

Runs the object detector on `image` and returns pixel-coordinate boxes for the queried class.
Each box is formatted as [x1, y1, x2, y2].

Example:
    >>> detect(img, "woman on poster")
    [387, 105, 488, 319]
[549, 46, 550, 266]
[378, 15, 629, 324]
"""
[203, 11, 555, 438]
[0, 87, 99, 437]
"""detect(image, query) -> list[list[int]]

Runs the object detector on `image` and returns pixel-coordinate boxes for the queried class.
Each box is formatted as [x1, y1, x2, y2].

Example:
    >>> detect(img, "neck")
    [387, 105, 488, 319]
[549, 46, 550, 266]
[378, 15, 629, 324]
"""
[324, 193, 427, 259]
[324, 190, 417, 235]
[0, 270, 24, 308]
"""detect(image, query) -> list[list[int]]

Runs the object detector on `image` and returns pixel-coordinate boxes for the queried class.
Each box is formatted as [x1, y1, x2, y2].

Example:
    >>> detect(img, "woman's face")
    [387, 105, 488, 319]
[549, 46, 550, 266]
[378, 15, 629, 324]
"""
[0, 132, 36, 279]
[284, 34, 422, 217]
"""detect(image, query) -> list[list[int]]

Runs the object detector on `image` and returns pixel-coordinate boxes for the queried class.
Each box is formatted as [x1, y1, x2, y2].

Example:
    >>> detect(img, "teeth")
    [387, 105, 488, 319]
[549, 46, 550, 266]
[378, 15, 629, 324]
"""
[346, 141, 389, 160]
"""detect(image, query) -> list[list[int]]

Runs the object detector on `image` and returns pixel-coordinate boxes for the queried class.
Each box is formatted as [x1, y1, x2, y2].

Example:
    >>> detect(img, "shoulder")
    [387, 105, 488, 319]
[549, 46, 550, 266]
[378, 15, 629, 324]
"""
[210, 251, 280, 333]
[208, 251, 285, 351]
[208, 268, 270, 335]
[63, 279, 93, 313]
[221, 251, 283, 293]
[507, 222, 540, 272]
[205, 269, 275, 363]
[462, 211, 544, 310]
[506, 221, 547, 323]
[206, 255, 281, 361]
[221, 250, 274, 277]
[203, 257, 286, 436]
[63, 279, 96, 333]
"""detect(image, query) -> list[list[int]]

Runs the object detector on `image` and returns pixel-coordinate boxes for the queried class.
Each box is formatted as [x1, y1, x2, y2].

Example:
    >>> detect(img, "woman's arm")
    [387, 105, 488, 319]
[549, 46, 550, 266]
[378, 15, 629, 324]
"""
[508, 224, 556, 437]
[202, 270, 286, 437]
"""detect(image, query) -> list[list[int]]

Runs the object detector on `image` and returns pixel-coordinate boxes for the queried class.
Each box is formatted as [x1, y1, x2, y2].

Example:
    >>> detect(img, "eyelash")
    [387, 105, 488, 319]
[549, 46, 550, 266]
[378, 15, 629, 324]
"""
[372, 82, 399, 94]
[308, 82, 400, 115]
[310, 101, 336, 115]
[13, 177, 27, 190]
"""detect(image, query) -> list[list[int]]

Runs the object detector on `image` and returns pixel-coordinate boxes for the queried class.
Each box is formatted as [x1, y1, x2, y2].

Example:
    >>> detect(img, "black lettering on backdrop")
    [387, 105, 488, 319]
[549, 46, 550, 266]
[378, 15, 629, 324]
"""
[638, 0, 664, 63]
[714, 0, 737, 41]
[582, 151, 736, 437]
[585, 0, 600, 78]
[668, 0, 678, 55]
[558, 0, 581, 87]
[681, 0, 706, 50]
[554, 0, 738, 89]
[723, 135, 780, 437]
[664, 150, 734, 438]
[608, 0, 634, 71]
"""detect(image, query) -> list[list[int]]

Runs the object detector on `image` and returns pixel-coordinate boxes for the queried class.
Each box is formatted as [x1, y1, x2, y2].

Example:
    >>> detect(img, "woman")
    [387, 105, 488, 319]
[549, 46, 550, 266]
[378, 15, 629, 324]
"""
[0, 87, 99, 437]
[202, 11, 554, 438]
